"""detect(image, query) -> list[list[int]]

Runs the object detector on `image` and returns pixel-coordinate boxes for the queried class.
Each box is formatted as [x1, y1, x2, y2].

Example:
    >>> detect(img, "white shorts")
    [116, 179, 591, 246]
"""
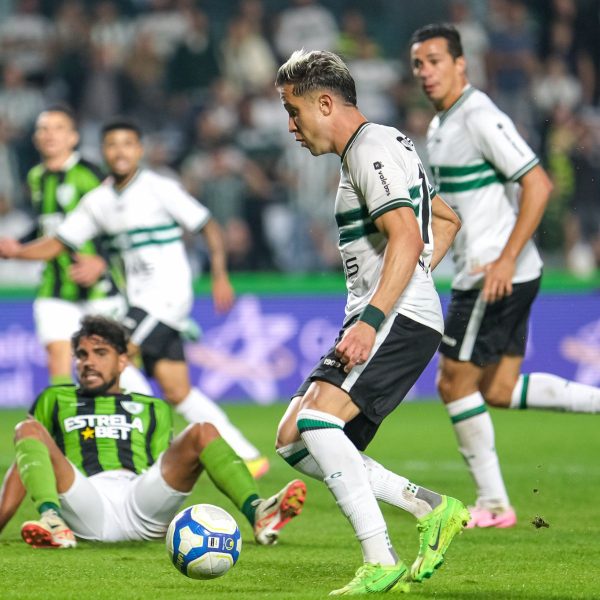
[58, 455, 189, 542]
[33, 296, 127, 346]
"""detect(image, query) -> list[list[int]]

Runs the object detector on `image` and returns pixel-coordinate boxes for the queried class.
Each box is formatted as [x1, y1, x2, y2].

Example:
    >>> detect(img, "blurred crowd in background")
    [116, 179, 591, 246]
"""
[0, 0, 599, 283]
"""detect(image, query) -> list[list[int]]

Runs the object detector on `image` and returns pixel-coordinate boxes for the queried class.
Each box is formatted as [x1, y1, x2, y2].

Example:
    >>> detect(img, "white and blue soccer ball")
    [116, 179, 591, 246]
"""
[166, 504, 242, 580]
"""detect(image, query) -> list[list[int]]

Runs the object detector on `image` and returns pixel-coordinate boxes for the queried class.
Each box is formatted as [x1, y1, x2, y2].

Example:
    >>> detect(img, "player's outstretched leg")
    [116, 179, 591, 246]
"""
[329, 562, 410, 596]
[21, 508, 76, 549]
[253, 479, 306, 545]
[410, 496, 470, 582]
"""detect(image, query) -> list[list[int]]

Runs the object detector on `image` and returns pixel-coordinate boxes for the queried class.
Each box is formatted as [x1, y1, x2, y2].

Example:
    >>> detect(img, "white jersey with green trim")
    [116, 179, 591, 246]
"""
[56, 169, 210, 330]
[427, 85, 543, 291]
[338, 122, 443, 334]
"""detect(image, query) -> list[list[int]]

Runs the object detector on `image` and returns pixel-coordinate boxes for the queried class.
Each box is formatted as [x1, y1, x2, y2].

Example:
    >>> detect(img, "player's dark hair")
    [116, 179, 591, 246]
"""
[410, 23, 464, 59]
[275, 49, 357, 106]
[101, 117, 143, 140]
[72, 315, 128, 355]
[39, 103, 78, 128]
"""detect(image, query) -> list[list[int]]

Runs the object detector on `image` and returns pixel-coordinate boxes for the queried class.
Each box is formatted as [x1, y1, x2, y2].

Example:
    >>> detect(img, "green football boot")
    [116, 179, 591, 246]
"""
[410, 496, 470, 582]
[329, 562, 410, 596]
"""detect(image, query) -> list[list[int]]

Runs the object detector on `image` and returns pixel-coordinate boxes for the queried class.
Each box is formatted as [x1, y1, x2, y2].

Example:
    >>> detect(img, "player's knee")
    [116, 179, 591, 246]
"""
[187, 422, 220, 451]
[14, 419, 46, 442]
[482, 384, 512, 408]
[162, 383, 189, 405]
[436, 370, 458, 403]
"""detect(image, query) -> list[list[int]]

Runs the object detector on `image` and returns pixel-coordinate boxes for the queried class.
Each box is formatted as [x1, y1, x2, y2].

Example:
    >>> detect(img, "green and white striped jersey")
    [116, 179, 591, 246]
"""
[427, 86, 543, 290]
[27, 153, 119, 301]
[337, 122, 443, 334]
[30, 384, 172, 477]
[56, 169, 211, 330]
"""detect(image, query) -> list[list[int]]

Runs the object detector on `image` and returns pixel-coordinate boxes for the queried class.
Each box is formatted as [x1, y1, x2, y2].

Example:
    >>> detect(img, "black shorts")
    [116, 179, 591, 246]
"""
[294, 313, 441, 451]
[439, 277, 541, 367]
[122, 307, 185, 376]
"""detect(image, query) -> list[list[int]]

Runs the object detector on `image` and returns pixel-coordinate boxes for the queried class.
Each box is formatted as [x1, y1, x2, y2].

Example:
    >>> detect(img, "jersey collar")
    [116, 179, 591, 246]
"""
[44, 151, 80, 174]
[340, 121, 370, 163]
[111, 168, 143, 195]
[438, 85, 475, 125]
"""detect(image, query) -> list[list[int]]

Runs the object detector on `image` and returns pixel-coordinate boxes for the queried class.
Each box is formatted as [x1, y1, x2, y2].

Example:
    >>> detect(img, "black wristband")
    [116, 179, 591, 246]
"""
[358, 304, 385, 331]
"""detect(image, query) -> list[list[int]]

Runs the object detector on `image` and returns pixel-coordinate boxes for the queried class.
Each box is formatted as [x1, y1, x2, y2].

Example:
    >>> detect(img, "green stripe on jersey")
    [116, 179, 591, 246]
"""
[339, 221, 379, 244]
[335, 206, 370, 227]
[438, 173, 504, 193]
[370, 198, 413, 221]
[436, 161, 496, 177]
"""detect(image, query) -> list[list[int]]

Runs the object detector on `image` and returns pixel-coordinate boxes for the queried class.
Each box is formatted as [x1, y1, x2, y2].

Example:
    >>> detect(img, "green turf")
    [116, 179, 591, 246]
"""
[0, 402, 598, 599]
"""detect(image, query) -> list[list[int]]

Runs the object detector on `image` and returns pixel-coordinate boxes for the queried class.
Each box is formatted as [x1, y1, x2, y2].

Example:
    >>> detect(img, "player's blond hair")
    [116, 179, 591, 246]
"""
[275, 49, 357, 106]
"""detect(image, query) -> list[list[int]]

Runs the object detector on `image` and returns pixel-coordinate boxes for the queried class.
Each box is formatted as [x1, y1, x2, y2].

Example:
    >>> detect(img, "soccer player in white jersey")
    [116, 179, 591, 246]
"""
[0, 119, 268, 478]
[411, 23, 600, 529]
[274, 49, 468, 595]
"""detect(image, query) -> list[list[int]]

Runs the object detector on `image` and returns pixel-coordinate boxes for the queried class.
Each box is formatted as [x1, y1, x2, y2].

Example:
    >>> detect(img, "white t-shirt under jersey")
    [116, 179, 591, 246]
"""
[338, 122, 443, 334]
[57, 169, 210, 330]
[427, 85, 543, 291]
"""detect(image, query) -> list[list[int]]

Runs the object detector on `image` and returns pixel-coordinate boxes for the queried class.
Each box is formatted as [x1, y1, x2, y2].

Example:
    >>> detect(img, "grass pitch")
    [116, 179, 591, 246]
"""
[0, 401, 598, 599]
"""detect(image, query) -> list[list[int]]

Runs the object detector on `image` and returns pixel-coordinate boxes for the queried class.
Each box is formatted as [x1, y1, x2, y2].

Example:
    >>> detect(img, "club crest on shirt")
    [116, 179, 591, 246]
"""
[56, 183, 76, 208]
[121, 400, 144, 415]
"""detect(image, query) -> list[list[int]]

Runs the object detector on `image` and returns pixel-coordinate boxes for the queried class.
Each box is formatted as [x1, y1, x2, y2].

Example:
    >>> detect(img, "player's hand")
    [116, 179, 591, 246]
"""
[211, 273, 235, 313]
[473, 256, 515, 303]
[69, 254, 107, 287]
[0, 238, 22, 259]
[335, 321, 375, 374]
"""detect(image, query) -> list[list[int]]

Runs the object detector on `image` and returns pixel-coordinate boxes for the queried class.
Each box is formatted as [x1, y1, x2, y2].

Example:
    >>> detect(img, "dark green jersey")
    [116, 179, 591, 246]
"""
[27, 153, 119, 301]
[29, 385, 172, 477]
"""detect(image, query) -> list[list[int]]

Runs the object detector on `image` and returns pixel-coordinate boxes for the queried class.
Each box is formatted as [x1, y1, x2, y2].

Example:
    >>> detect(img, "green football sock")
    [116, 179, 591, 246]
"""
[199, 437, 260, 526]
[15, 438, 60, 513]
[50, 374, 73, 386]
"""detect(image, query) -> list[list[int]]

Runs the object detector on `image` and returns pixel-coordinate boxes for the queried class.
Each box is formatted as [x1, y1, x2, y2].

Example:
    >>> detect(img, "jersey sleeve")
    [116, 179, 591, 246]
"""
[466, 107, 539, 182]
[158, 179, 211, 233]
[29, 388, 56, 429]
[55, 193, 101, 250]
[348, 138, 414, 221]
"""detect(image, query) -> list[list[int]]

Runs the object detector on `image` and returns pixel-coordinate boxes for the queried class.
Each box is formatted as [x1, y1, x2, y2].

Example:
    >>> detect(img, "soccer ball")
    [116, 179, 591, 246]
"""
[166, 504, 242, 579]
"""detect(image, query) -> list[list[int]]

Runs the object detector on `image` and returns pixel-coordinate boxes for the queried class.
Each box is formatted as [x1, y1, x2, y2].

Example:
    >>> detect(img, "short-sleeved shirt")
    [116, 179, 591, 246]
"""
[427, 86, 543, 291]
[56, 169, 211, 330]
[27, 152, 119, 301]
[337, 122, 443, 334]
[30, 384, 172, 477]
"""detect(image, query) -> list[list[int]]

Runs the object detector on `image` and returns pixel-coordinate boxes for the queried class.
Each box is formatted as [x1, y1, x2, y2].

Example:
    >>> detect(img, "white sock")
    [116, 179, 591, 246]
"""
[511, 373, 600, 413]
[297, 408, 397, 565]
[446, 392, 510, 509]
[278, 441, 441, 518]
[120, 364, 153, 395]
[175, 387, 261, 460]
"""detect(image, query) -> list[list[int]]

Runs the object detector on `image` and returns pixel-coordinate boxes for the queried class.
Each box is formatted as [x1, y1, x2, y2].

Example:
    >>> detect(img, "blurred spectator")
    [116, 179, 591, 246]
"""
[220, 14, 277, 96]
[336, 9, 381, 60]
[134, 0, 189, 59]
[0, 0, 55, 83]
[565, 112, 600, 276]
[274, 0, 338, 60]
[531, 54, 582, 115]
[449, 0, 489, 90]
[0, 118, 23, 206]
[0, 63, 44, 140]
[486, 0, 537, 129]
[90, 1, 135, 67]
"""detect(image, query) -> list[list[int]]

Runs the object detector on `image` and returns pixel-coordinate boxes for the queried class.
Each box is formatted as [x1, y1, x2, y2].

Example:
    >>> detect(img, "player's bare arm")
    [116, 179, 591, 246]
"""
[477, 165, 552, 303]
[430, 194, 461, 270]
[200, 217, 235, 313]
[0, 236, 65, 261]
[335, 207, 424, 373]
[0, 463, 26, 533]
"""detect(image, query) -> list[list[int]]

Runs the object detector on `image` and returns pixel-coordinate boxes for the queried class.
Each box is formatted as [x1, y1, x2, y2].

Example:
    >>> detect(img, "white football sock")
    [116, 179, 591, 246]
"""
[175, 387, 260, 460]
[297, 408, 397, 565]
[446, 392, 510, 510]
[120, 364, 153, 395]
[511, 373, 600, 413]
[278, 441, 441, 518]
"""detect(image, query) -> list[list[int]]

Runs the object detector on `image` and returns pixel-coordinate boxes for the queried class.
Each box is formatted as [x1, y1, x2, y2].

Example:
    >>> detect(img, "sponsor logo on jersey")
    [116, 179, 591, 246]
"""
[64, 414, 144, 440]
[121, 400, 144, 415]
[396, 134, 415, 151]
[373, 162, 391, 197]
[56, 183, 76, 208]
